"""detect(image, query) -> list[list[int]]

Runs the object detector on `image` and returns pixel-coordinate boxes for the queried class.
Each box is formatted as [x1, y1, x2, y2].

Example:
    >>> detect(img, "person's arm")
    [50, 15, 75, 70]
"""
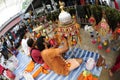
[43, 42, 49, 49]
[55, 37, 69, 55]
[41, 37, 69, 58]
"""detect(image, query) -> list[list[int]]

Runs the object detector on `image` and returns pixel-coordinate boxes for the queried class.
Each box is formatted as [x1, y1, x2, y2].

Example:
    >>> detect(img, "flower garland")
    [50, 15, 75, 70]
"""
[54, 21, 81, 47]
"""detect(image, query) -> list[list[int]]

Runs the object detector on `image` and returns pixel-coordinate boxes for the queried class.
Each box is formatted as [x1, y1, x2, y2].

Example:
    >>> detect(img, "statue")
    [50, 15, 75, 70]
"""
[53, 1, 81, 47]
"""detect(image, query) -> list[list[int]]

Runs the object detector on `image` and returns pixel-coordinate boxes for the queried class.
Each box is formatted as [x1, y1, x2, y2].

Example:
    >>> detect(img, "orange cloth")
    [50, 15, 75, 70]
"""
[43, 63, 50, 70]
[32, 66, 49, 78]
[25, 61, 49, 78]
[41, 48, 70, 76]
[32, 66, 42, 78]
[25, 60, 35, 72]
[87, 74, 98, 80]
[78, 73, 98, 80]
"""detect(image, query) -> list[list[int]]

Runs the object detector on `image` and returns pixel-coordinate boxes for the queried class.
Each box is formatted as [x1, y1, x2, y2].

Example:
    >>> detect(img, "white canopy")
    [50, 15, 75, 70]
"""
[0, 0, 32, 30]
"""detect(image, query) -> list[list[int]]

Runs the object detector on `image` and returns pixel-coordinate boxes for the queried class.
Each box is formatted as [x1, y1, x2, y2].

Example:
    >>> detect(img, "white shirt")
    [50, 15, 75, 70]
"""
[0, 54, 6, 68]
[21, 38, 29, 55]
[6, 39, 12, 48]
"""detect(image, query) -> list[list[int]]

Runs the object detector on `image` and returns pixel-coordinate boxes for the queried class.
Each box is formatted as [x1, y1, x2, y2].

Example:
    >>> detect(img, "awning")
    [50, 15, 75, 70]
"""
[0, 17, 21, 36]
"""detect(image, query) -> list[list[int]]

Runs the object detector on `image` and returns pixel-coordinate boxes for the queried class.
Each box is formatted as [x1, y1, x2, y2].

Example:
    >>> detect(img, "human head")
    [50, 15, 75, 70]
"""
[36, 36, 46, 51]
[27, 38, 34, 47]
[23, 34, 27, 39]
[36, 36, 50, 51]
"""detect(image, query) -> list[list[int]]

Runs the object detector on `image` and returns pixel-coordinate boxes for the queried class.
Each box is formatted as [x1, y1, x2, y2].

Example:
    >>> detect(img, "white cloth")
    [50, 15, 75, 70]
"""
[0, 54, 6, 68]
[86, 58, 96, 71]
[6, 39, 12, 48]
[6, 56, 18, 71]
[21, 38, 29, 55]
[66, 59, 80, 71]
[23, 72, 34, 80]
[13, 25, 20, 34]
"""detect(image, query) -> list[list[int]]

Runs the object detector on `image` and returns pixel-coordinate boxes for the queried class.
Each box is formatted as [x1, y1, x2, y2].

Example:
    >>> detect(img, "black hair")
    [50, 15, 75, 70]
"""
[27, 38, 34, 47]
[0, 50, 9, 60]
[36, 36, 50, 51]
[36, 36, 45, 51]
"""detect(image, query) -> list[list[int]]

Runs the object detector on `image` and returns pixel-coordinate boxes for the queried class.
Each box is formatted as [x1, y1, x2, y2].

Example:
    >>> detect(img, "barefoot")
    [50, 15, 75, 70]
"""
[109, 70, 113, 77]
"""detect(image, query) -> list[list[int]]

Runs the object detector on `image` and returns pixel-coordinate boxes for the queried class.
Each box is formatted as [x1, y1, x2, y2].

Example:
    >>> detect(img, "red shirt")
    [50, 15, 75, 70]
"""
[0, 65, 5, 75]
[30, 48, 44, 64]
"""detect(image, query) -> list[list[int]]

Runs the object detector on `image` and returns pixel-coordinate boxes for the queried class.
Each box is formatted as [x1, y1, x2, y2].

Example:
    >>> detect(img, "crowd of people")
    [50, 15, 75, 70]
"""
[0, 11, 42, 79]
[0, 0, 120, 79]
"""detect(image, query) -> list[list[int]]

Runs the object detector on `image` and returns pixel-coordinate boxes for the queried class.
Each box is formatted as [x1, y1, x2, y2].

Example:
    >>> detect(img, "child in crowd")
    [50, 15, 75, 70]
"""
[27, 38, 44, 64]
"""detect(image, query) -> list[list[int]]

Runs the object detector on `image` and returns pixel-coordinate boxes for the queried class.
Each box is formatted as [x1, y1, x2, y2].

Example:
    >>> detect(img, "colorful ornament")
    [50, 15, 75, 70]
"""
[72, 15, 75, 19]
[60, 28, 62, 32]
[117, 28, 120, 34]
[92, 39, 96, 44]
[69, 27, 72, 31]
[85, 15, 88, 19]
[98, 44, 102, 50]
[49, 39, 56, 46]
[72, 39, 77, 45]
[103, 41, 107, 46]
[46, 36, 49, 41]
[106, 47, 111, 53]
[65, 62, 71, 70]
[98, 18, 109, 37]
[58, 28, 60, 32]
[66, 28, 68, 31]
[75, 23, 80, 29]
[54, 19, 81, 47]
[64, 28, 66, 32]
[89, 17, 95, 24]
[64, 34, 67, 37]
[69, 33, 72, 36]
[88, 16, 96, 26]
[43, 29, 46, 33]
[113, 27, 120, 40]
[75, 30, 78, 34]
[72, 32, 75, 36]
[67, 62, 71, 67]
[101, 23, 107, 29]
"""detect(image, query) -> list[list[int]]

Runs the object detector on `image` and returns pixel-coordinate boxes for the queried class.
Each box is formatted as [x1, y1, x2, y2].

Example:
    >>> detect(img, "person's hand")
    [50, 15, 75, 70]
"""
[62, 36, 68, 43]
[64, 36, 68, 40]
[62, 36, 69, 50]
[43, 42, 49, 49]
